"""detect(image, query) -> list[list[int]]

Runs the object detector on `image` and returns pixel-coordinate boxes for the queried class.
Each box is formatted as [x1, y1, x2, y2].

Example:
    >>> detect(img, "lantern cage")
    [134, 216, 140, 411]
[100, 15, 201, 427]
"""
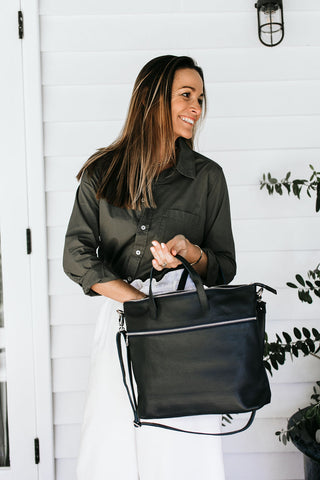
[255, 0, 284, 47]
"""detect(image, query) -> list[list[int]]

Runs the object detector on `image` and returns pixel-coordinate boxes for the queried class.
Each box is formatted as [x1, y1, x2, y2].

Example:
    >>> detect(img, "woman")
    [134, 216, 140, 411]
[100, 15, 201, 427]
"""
[63, 55, 236, 480]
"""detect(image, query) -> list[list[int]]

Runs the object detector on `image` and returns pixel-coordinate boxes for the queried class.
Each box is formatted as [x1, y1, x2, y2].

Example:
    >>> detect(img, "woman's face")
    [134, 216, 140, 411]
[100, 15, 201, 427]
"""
[171, 68, 204, 140]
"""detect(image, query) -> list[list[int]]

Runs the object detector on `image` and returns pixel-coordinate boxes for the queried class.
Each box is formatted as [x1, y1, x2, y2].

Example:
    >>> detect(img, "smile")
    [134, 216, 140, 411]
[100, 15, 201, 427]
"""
[179, 116, 195, 126]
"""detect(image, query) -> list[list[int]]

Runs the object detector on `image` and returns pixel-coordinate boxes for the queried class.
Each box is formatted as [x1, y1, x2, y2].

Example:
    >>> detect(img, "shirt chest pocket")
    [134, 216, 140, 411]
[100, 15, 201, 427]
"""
[160, 209, 203, 245]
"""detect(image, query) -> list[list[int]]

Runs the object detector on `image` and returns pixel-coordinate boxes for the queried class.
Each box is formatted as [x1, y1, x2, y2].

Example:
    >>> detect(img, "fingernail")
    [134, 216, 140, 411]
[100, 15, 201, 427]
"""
[151, 241, 157, 246]
[161, 243, 166, 249]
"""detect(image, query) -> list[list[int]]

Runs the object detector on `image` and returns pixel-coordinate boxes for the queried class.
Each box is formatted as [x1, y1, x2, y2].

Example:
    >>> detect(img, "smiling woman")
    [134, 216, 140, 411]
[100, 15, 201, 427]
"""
[63, 55, 236, 480]
[171, 68, 204, 140]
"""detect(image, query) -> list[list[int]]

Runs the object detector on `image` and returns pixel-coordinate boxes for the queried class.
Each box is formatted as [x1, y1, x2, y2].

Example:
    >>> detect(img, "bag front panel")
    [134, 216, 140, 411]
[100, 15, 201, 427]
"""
[129, 316, 270, 419]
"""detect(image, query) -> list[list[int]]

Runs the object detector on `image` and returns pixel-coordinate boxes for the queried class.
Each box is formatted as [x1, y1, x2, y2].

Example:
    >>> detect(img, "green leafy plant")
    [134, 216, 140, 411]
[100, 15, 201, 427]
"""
[287, 265, 320, 304]
[275, 382, 320, 445]
[260, 164, 320, 212]
[264, 328, 320, 376]
[260, 165, 320, 449]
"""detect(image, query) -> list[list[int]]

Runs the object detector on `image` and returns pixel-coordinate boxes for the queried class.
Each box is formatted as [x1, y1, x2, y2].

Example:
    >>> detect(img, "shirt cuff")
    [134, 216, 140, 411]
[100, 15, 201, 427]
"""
[80, 265, 120, 296]
[202, 248, 220, 286]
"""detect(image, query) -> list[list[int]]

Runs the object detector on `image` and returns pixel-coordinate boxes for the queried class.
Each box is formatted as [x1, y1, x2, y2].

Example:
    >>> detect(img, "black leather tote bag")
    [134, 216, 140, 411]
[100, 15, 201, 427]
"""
[117, 255, 276, 436]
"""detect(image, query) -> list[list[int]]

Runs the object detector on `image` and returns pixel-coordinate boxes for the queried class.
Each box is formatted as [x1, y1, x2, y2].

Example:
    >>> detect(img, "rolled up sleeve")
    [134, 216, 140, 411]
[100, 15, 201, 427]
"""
[202, 168, 236, 286]
[63, 173, 119, 296]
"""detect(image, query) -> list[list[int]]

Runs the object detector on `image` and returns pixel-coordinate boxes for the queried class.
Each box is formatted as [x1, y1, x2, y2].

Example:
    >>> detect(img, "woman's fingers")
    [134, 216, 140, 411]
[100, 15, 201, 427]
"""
[150, 240, 179, 270]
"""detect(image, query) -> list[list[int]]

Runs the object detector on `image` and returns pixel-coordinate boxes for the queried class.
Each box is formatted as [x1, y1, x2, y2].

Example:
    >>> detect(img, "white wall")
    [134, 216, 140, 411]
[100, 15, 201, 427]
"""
[40, 1, 320, 478]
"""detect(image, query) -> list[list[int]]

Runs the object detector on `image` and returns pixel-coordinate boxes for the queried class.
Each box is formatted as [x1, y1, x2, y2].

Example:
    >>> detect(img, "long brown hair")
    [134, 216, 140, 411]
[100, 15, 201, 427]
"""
[78, 55, 206, 209]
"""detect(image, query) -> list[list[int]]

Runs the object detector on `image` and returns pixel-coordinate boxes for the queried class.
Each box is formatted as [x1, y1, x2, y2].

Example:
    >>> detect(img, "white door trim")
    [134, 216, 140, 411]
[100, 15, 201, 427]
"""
[0, 1, 54, 478]
[21, 1, 55, 478]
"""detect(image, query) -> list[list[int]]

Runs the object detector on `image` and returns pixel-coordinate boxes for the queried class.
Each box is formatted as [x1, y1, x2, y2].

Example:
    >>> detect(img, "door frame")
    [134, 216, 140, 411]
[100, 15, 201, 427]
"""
[0, 0, 54, 478]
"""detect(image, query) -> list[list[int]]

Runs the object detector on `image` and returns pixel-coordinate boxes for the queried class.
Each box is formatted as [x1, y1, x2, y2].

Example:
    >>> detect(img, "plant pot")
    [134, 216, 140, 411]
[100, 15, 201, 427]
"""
[288, 408, 320, 480]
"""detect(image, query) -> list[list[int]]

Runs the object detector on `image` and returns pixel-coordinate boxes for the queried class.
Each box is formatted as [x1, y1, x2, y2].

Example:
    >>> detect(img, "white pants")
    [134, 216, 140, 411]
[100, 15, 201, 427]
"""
[77, 271, 225, 480]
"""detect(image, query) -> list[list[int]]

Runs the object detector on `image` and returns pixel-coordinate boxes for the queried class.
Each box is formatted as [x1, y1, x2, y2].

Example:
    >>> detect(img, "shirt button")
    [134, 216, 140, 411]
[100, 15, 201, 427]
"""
[127, 276, 132, 282]
[136, 250, 141, 256]
[141, 225, 146, 231]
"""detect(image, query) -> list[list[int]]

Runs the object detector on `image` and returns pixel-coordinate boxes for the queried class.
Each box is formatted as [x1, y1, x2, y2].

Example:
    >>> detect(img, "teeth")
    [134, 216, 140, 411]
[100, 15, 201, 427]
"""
[180, 116, 194, 125]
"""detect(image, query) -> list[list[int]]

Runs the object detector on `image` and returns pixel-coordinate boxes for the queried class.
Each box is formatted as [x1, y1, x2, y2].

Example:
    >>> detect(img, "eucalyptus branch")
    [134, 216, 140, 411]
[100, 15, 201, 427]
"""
[263, 327, 320, 375]
[275, 382, 320, 445]
[287, 265, 320, 304]
[260, 164, 320, 212]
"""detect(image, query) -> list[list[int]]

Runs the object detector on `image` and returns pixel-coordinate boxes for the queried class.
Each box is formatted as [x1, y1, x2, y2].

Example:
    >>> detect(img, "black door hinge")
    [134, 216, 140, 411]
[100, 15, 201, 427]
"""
[34, 438, 40, 464]
[26, 228, 32, 254]
[18, 11, 24, 39]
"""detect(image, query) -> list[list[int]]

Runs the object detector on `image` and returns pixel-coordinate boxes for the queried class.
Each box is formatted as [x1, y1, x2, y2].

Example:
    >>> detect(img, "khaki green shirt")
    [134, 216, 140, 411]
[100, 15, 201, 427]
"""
[63, 138, 236, 296]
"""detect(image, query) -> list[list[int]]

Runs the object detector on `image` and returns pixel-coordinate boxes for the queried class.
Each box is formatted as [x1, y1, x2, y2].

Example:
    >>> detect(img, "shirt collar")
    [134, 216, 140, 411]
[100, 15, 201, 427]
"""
[175, 137, 196, 180]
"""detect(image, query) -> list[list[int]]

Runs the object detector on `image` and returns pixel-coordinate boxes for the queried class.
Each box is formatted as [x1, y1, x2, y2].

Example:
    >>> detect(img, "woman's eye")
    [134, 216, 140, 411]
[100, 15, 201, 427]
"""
[182, 92, 190, 98]
[198, 98, 203, 106]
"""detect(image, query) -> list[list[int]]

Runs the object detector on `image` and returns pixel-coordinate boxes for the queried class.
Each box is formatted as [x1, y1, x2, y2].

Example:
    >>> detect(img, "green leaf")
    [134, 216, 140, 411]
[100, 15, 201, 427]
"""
[264, 361, 272, 376]
[312, 328, 320, 338]
[292, 345, 299, 357]
[283, 183, 291, 194]
[267, 184, 274, 195]
[283, 332, 292, 343]
[276, 334, 282, 343]
[316, 183, 320, 212]
[287, 282, 298, 289]
[271, 357, 279, 370]
[298, 290, 309, 302]
[285, 171, 291, 180]
[310, 164, 315, 170]
[296, 274, 305, 287]
[294, 327, 302, 339]
[306, 292, 313, 304]
[306, 338, 315, 353]
[302, 328, 311, 338]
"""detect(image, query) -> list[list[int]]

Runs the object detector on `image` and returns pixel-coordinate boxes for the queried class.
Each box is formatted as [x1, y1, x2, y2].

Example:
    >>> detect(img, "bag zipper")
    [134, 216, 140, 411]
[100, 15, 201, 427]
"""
[127, 316, 256, 341]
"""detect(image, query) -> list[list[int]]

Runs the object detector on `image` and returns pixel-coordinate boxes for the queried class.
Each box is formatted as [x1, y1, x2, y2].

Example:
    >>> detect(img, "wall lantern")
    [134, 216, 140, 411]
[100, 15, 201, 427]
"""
[255, 0, 284, 47]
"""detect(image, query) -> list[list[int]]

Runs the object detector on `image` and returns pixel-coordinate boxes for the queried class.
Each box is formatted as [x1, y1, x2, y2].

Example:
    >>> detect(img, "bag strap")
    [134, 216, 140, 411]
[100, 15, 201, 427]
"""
[177, 268, 189, 290]
[148, 254, 209, 319]
[116, 327, 256, 436]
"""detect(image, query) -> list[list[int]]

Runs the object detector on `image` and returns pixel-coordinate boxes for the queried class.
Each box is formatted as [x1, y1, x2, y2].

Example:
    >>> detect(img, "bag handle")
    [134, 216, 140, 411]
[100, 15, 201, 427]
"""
[116, 326, 256, 436]
[148, 254, 209, 318]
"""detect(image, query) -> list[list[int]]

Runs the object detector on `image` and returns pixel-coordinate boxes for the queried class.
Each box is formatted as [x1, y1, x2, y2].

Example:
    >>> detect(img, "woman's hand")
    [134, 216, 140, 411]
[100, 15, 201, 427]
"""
[150, 235, 206, 272]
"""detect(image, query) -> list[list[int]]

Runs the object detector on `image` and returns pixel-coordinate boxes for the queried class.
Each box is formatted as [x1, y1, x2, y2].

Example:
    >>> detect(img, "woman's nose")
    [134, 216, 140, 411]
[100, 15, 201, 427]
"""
[190, 103, 202, 117]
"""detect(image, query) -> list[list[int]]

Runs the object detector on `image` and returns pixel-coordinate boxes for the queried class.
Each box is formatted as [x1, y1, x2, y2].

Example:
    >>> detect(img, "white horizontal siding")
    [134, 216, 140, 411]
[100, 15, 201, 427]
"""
[43, 81, 320, 121]
[223, 453, 303, 480]
[40, 13, 320, 52]
[43, 116, 320, 157]
[39, 0, 320, 14]
[54, 453, 304, 480]
[40, 1, 320, 479]
[45, 149, 320, 191]
[41, 48, 320, 86]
